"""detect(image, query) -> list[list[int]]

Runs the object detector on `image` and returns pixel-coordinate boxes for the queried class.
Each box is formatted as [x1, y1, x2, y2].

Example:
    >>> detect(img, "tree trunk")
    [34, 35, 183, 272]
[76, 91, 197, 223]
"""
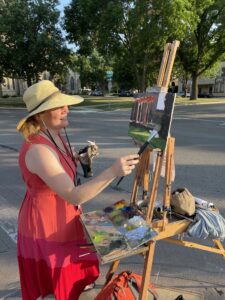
[190, 73, 198, 100]
[140, 54, 148, 92]
[0, 84, 2, 98]
[27, 77, 32, 87]
[140, 73, 146, 92]
[135, 70, 141, 92]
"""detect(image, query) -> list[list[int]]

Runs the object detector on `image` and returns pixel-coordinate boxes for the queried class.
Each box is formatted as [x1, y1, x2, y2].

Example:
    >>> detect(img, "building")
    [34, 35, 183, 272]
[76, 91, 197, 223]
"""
[177, 61, 225, 97]
[0, 70, 81, 97]
[0, 78, 27, 97]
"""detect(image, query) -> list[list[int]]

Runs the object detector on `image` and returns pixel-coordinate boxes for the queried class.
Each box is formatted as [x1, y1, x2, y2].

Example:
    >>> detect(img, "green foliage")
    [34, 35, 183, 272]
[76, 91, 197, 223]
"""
[70, 50, 110, 90]
[64, 0, 195, 91]
[113, 53, 135, 90]
[178, 0, 225, 99]
[0, 0, 70, 86]
[199, 61, 221, 78]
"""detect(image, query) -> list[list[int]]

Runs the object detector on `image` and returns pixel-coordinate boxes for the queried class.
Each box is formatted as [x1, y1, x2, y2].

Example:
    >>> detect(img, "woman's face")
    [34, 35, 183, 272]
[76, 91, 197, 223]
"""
[39, 106, 69, 131]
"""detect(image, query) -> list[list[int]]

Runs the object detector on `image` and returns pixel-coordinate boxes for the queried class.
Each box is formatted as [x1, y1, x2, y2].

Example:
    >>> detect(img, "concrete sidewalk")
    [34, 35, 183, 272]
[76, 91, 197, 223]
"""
[0, 245, 220, 300]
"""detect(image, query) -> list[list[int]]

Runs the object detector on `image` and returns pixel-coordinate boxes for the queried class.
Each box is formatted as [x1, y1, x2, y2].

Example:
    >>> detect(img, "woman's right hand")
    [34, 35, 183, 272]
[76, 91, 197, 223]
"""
[110, 154, 139, 177]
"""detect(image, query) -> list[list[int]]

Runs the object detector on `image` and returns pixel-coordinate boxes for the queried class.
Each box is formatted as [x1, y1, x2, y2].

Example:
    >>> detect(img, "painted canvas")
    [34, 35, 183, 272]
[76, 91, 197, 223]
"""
[128, 91, 176, 150]
[80, 200, 157, 263]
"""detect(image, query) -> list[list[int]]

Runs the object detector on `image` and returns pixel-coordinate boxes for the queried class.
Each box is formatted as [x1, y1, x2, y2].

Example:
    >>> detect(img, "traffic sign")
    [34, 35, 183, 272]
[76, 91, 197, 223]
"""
[106, 70, 113, 79]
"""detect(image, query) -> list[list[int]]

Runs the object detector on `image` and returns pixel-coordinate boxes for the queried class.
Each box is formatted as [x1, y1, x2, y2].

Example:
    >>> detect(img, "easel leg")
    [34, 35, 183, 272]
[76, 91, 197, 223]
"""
[162, 137, 175, 228]
[146, 152, 163, 223]
[139, 241, 156, 300]
[213, 240, 225, 258]
[104, 260, 120, 286]
[142, 150, 151, 200]
[130, 150, 150, 204]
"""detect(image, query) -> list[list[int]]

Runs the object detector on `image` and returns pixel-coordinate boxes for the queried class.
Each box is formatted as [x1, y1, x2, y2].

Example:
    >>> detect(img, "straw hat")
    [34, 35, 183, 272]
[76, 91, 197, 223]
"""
[16, 80, 84, 131]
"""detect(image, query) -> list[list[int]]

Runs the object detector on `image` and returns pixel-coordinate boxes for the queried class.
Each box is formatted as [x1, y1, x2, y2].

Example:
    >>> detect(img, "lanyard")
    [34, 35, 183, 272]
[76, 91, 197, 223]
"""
[40, 128, 80, 186]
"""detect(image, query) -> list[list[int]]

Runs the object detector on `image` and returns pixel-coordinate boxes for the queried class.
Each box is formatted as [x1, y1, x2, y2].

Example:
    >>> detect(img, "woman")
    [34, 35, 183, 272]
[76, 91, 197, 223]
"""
[16, 80, 139, 300]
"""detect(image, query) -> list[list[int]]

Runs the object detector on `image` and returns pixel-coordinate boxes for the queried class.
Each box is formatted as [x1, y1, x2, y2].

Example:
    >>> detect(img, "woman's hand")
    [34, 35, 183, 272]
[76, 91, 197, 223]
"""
[110, 154, 139, 177]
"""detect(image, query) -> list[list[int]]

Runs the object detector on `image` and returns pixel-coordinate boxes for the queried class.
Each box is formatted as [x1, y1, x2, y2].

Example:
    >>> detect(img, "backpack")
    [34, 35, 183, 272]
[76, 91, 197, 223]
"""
[95, 270, 159, 300]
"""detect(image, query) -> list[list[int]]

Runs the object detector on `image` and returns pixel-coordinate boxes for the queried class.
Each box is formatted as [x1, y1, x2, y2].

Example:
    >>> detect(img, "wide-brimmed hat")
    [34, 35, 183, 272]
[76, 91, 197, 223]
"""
[16, 80, 84, 131]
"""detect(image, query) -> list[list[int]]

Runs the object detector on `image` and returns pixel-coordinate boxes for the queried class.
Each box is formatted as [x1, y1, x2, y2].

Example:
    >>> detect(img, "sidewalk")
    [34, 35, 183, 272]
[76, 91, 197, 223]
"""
[1, 245, 222, 300]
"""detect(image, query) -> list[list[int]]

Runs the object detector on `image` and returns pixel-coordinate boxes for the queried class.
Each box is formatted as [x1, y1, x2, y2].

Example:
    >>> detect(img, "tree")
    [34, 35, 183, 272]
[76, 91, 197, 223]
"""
[113, 53, 135, 91]
[64, 0, 195, 92]
[178, 0, 225, 99]
[0, 0, 70, 86]
[70, 50, 110, 91]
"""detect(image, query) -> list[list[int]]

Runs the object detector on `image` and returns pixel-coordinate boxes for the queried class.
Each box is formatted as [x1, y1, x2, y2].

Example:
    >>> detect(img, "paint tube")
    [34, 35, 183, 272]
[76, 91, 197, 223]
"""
[195, 197, 214, 209]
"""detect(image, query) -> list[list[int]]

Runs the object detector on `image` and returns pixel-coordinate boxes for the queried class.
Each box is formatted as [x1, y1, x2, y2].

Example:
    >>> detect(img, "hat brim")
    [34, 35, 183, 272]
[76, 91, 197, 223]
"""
[16, 93, 84, 131]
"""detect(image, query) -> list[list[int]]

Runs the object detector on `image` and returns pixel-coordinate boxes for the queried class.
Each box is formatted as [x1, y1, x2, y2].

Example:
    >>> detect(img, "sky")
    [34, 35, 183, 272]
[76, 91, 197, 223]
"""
[57, 0, 71, 15]
[57, 0, 75, 49]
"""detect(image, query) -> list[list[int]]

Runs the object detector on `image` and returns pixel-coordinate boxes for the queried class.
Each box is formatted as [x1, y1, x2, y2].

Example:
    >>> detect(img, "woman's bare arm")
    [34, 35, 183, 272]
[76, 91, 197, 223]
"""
[25, 144, 139, 205]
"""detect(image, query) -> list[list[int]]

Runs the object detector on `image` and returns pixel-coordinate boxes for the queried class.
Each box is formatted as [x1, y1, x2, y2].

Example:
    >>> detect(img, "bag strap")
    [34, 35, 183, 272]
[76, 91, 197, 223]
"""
[127, 278, 139, 300]
[129, 274, 159, 300]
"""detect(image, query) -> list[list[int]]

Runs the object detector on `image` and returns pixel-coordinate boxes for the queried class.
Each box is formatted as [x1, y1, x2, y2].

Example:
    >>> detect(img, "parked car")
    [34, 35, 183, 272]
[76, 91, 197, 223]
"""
[176, 92, 190, 97]
[90, 90, 104, 96]
[198, 93, 213, 98]
[118, 90, 133, 97]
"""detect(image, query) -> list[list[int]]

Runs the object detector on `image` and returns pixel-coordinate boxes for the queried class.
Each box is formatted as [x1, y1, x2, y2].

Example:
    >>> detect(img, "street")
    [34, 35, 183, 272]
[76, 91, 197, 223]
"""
[0, 103, 225, 299]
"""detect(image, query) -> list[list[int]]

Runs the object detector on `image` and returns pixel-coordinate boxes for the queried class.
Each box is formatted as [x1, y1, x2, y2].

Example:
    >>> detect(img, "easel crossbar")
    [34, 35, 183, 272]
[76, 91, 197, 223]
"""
[164, 237, 225, 258]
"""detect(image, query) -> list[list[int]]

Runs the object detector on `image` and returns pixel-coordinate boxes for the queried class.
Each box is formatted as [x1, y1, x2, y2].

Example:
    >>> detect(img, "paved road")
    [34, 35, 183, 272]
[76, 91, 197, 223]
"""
[0, 103, 225, 299]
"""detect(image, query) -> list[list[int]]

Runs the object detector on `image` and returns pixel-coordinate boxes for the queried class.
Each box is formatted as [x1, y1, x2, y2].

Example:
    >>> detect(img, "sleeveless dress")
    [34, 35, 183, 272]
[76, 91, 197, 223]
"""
[17, 135, 99, 300]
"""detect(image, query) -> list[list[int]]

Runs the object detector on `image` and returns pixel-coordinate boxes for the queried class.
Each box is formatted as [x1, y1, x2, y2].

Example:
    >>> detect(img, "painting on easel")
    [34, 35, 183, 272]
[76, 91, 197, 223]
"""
[128, 91, 176, 150]
[80, 200, 157, 263]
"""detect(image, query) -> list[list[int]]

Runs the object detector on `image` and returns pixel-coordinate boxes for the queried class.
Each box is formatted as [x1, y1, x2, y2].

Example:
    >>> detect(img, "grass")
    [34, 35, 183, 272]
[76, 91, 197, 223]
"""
[175, 96, 225, 105]
[0, 97, 24, 107]
[1, 95, 225, 110]
[0, 95, 134, 109]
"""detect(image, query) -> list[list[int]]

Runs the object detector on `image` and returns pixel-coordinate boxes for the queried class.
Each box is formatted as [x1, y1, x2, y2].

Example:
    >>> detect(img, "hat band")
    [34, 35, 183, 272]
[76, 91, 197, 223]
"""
[28, 91, 61, 113]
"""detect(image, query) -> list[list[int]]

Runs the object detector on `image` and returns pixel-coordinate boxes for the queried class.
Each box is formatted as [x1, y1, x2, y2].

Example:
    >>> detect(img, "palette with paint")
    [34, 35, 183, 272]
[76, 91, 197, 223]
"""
[80, 200, 157, 263]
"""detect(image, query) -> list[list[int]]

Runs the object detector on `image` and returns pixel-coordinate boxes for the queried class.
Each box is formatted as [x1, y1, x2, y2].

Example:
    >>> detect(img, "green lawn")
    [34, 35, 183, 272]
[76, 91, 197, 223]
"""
[175, 96, 225, 105]
[1, 95, 225, 110]
[0, 95, 134, 109]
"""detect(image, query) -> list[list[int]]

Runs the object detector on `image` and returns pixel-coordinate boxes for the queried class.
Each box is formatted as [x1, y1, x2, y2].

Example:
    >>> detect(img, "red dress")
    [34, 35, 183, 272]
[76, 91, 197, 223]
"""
[17, 135, 99, 300]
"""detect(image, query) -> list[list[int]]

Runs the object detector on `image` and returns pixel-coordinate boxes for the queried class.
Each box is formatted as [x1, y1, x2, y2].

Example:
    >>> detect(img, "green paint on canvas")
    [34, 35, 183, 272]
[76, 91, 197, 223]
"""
[128, 125, 166, 150]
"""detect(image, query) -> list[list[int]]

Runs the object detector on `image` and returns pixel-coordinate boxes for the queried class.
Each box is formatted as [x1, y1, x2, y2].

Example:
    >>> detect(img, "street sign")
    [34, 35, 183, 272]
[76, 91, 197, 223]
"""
[106, 70, 113, 79]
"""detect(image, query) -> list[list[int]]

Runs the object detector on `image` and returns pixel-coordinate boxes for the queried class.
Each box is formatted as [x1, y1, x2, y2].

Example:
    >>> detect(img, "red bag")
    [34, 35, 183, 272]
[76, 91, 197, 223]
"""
[95, 270, 159, 300]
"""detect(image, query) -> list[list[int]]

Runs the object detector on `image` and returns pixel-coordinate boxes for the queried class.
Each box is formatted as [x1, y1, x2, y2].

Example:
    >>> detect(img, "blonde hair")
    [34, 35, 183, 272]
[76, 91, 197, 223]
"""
[19, 115, 41, 141]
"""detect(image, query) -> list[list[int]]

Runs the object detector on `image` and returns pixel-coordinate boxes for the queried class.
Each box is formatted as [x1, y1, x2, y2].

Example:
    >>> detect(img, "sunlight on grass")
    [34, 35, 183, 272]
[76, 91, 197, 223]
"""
[1, 95, 225, 110]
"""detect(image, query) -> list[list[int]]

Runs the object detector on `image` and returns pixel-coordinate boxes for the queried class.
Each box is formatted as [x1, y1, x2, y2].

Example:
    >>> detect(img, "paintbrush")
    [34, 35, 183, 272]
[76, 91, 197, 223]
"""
[116, 125, 161, 187]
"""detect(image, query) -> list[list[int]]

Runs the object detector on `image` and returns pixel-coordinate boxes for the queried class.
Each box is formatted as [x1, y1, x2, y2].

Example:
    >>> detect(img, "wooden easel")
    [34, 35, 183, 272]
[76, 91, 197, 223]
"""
[104, 41, 225, 300]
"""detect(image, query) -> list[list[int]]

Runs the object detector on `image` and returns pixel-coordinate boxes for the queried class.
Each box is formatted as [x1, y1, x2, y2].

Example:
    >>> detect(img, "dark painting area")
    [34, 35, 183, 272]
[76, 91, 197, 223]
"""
[128, 92, 176, 150]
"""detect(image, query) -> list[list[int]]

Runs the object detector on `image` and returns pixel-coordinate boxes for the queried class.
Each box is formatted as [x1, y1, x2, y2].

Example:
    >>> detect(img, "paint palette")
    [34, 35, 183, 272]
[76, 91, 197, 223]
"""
[80, 200, 157, 263]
